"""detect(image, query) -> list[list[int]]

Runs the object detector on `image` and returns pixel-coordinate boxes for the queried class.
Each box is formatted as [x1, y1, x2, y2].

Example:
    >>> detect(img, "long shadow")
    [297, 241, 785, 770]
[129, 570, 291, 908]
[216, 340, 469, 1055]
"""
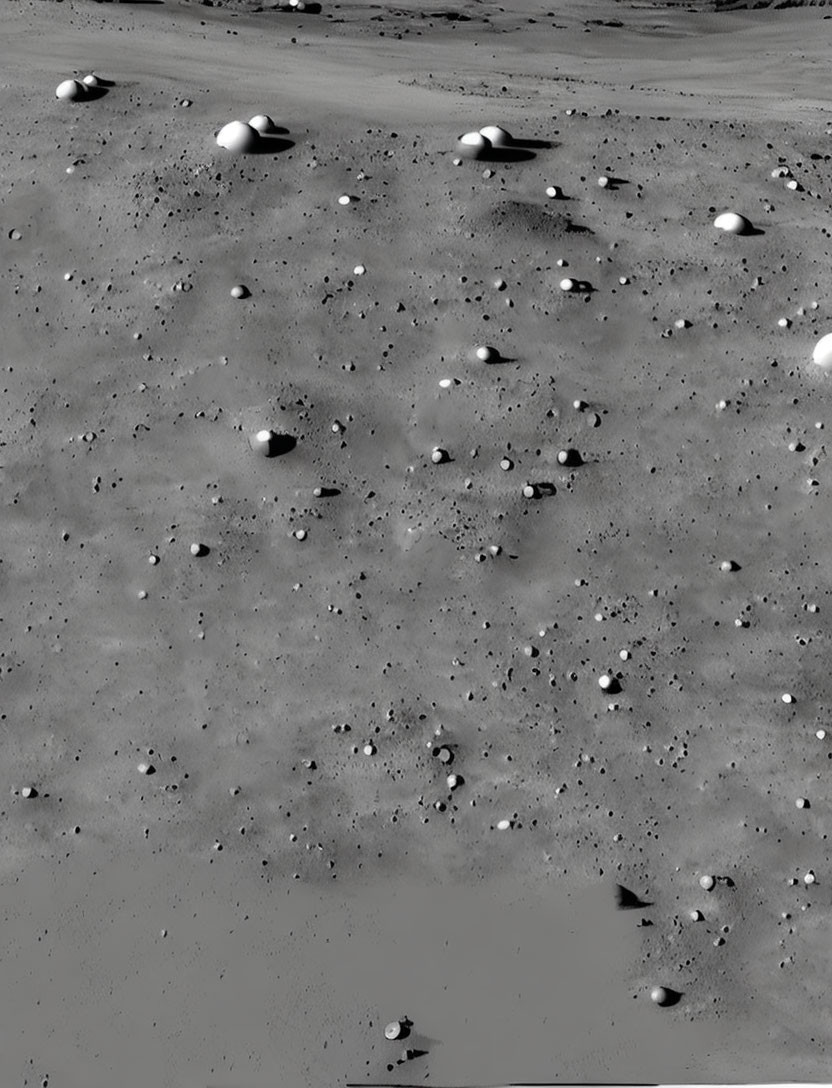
[478, 146, 536, 163]
[81, 85, 110, 100]
[602, 176, 629, 190]
[513, 137, 555, 150]
[741, 225, 765, 236]
[247, 136, 295, 155]
[264, 433, 297, 456]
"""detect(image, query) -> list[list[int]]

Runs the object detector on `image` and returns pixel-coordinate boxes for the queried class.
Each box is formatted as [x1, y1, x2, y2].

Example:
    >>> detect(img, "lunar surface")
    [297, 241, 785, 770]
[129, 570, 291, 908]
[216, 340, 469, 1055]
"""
[3, 0, 832, 1084]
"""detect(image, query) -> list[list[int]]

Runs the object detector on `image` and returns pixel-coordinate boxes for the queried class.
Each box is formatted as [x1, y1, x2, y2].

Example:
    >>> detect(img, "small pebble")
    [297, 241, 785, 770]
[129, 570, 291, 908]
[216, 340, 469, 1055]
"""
[338, 194, 351, 205]
[496, 818, 511, 830]
[782, 693, 795, 704]
[363, 743, 376, 756]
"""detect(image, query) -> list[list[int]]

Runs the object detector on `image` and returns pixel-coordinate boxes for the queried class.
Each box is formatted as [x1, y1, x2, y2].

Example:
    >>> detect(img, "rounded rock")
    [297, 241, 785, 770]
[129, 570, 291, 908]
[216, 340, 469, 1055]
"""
[812, 333, 832, 370]
[230, 284, 249, 299]
[216, 121, 260, 153]
[557, 448, 581, 467]
[457, 131, 492, 159]
[249, 429, 277, 457]
[699, 874, 715, 891]
[714, 211, 753, 235]
[475, 345, 499, 363]
[650, 986, 672, 1006]
[56, 79, 87, 101]
[249, 113, 277, 134]
[385, 1021, 403, 1040]
[479, 124, 512, 148]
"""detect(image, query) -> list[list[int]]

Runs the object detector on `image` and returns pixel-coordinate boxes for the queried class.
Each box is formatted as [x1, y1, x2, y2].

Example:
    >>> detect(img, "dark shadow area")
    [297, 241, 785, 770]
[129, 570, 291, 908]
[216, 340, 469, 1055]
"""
[531, 481, 557, 497]
[614, 884, 653, 910]
[428, 9, 471, 19]
[265, 433, 296, 456]
[80, 85, 110, 99]
[315, 486, 341, 498]
[477, 146, 536, 163]
[512, 137, 555, 150]
[558, 448, 583, 468]
[601, 176, 629, 190]
[247, 136, 295, 155]
[741, 225, 765, 236]
[655, 987, 683, 1007]
[481, 352, 516, 364]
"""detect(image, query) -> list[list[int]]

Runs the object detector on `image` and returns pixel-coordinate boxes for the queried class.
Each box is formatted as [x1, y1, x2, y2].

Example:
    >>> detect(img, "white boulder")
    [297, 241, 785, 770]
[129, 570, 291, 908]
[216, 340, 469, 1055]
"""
[714, 211, 753, 235]
[216, 121, 260, 153]
[457, 131, 491, 159]
[812, 333, 832, 369]
[56, 79, 86, 101]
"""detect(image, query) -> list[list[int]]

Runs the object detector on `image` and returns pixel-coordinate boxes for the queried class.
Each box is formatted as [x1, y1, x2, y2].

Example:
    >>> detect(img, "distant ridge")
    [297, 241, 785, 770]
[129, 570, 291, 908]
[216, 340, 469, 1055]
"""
[658, 0, 831, 8]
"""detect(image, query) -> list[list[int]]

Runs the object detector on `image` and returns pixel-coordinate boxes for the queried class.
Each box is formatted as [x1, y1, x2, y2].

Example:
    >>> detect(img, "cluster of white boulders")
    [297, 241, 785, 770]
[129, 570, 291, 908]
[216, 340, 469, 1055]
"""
[216, 115, 278, 153]
[55, 74, 101, 100]
[456, 124, 513, 160]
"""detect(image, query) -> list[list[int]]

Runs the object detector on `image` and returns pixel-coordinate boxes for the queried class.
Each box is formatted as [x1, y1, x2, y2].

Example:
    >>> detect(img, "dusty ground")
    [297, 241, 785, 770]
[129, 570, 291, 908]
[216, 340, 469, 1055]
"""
[3, 0, 832, 1084]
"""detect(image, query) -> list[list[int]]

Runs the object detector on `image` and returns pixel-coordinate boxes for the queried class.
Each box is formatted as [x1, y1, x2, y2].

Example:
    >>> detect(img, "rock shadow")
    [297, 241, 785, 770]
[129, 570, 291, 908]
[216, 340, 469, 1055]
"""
[513, 137, 555, 150]
[248, 135, 295, 155]
[478, 146, 537, 163]
[614, 884, 653, 910]
[265, 433, 297, 457]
